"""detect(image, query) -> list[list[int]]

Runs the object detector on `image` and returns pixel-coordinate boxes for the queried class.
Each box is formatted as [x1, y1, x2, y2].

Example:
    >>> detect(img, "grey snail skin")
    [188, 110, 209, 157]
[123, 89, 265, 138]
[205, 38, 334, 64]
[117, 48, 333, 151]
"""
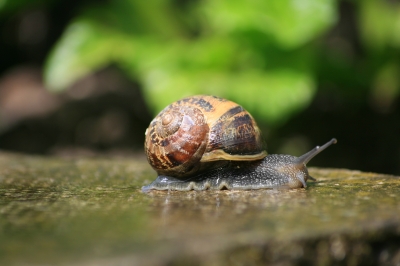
[142, 95, 337, 192]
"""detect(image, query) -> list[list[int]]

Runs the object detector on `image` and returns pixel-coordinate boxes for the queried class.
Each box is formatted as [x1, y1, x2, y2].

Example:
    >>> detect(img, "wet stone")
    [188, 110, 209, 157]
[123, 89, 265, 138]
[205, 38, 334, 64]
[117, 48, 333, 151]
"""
[0, 152, 399, 265]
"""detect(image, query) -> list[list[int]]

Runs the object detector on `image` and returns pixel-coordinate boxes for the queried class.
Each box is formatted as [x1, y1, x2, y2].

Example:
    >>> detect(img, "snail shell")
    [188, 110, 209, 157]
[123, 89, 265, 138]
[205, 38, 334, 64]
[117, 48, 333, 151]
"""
[145, 95, 267, 178]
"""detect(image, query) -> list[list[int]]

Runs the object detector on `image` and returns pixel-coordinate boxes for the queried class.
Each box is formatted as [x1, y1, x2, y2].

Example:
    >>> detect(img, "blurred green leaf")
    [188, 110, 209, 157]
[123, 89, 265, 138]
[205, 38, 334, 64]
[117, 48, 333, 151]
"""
[358, 0, 400, 52]
[45, 19, 131, 91]
[44, 0, 336, 125]
[123, 38, 239, 74]
[135, 64, 314, 125]
[117, 36, 315, 124]
[81, 0, 185, 37]
[200, 0, 337, 49]
[226, 69, 315, 125]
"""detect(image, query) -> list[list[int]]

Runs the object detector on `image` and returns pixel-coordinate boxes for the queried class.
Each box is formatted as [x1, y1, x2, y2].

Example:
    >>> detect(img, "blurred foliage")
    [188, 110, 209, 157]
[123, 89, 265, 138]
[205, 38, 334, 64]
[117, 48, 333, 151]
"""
[2, 0, 400, 126]
[41, 0, 338, 125]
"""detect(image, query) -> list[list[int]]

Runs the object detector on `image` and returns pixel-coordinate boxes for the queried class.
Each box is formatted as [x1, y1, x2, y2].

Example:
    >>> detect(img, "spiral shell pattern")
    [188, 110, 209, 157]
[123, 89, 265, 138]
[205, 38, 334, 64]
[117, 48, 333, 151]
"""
[145, 95, 266, 178]
[145, 103, 209, 177]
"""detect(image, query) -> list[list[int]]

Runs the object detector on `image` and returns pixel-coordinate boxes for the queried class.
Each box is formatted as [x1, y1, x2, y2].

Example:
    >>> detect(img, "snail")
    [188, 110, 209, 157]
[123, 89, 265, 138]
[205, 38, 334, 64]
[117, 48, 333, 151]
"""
[142, 95, 336, 192]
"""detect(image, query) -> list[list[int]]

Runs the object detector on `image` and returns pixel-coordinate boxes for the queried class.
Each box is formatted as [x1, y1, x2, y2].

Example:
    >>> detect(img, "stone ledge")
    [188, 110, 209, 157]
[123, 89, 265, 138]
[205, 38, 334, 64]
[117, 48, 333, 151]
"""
[0, 152, 399, 265]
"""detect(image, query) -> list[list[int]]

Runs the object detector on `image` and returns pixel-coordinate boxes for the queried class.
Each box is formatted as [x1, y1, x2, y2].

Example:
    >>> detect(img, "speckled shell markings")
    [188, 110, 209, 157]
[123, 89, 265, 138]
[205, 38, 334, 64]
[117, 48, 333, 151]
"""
[144, 95, 267, 178]
[145, 104, 209, 177]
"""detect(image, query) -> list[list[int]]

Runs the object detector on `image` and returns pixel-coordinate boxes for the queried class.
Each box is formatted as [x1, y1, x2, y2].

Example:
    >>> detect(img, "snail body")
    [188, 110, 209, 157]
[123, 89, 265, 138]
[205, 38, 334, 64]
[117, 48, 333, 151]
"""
[142, 95, 336, 192]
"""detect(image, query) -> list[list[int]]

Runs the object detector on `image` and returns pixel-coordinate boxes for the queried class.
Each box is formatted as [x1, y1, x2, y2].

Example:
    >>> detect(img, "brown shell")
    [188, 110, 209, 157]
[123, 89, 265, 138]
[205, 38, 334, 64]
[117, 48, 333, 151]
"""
[144, 95, 267, 178]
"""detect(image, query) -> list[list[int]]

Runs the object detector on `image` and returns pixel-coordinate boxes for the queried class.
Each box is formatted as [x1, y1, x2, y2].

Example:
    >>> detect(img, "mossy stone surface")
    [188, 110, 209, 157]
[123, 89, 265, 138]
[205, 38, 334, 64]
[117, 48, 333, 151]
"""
[0, 152, 399, 265]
